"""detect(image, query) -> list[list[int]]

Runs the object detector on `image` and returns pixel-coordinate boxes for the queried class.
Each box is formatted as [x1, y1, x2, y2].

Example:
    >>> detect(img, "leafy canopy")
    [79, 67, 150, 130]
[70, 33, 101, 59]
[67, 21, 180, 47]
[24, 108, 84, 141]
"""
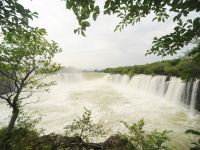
[0, 0, 37, 33]
[0, 27, 62, 109]
[66, 0, 200, 56]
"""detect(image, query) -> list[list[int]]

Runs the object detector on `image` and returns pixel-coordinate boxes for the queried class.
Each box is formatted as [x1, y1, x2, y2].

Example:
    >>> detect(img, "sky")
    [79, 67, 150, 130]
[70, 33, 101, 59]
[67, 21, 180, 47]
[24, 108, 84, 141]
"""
[20, 0, 189, 70]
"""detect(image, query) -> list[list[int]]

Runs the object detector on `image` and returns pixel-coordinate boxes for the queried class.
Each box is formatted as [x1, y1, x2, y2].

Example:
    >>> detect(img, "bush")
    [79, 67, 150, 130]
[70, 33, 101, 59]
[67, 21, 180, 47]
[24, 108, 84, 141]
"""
[122, 119, 171, 150]
[64, 109, 171, 150]
[64, 108, 107, 143]
[0, 127, 39, 150]
[0, 111, 42, 150]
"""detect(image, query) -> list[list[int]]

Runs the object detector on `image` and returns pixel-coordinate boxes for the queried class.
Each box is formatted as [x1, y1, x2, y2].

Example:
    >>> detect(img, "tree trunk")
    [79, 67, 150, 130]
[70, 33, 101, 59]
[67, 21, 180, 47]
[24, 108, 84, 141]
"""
[1, 106, 19, 150]
[8, 106, 19, 131]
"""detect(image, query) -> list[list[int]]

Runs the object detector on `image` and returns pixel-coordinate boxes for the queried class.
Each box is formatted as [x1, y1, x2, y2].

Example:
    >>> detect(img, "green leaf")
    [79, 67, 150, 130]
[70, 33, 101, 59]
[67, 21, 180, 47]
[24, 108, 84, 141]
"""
[193, 17, 200, 29]
[66, 0, 73, 9]
[74, 29, 78, 34]
[94, 6, 100, 14]
[72, 6, 78, 15]
[82, 21, 90, 28]
[187, 19, 192, 24]
[152, 17, 157, 21]
[15, 3, 24, 12]
[173, 14, 182, 22]
[93, 13, 97, 21]
[104, 0, 111, 9]
[81, 30, 86, 36]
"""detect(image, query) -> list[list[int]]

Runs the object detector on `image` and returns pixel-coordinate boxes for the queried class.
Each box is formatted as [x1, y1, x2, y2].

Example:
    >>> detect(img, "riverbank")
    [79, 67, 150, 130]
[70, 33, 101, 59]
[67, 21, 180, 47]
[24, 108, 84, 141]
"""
[102, 58, 200, 80]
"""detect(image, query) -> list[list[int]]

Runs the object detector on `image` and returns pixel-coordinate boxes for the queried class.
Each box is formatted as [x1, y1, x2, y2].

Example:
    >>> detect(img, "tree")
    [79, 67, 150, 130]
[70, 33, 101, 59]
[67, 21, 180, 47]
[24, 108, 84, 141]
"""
[0, 27, 62, 148]
[66, 0, 200, 56]
[186, 40, 200, 62]
[0, 0, 37, 33]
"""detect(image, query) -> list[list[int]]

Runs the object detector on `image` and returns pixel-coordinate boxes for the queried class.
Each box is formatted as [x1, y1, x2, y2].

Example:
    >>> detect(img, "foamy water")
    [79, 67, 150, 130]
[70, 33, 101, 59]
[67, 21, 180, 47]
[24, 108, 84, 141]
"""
[0, 72, 199, 149]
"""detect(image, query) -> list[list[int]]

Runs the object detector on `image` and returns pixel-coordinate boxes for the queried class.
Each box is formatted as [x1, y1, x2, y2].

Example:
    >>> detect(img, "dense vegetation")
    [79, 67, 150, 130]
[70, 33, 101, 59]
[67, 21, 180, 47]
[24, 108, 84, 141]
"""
[0, 0, 61, 149]
[103, 58, 200, 80]
[0, 109, 171, 150]
[0, 27, 62, 149]
[103, 43, 200, 80]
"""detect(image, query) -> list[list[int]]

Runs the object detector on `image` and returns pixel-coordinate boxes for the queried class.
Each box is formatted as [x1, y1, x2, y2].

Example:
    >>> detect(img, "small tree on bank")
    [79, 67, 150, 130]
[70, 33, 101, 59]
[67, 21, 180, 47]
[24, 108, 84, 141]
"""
[0, 27, 62, 146]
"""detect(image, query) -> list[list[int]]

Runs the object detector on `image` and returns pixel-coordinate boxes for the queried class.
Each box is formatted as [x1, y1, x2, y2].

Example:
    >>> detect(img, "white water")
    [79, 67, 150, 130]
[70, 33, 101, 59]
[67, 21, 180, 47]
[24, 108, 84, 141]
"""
[0, 72, 200, 149]
[105, 74, 200, 111]
[190, 80, 200, 112]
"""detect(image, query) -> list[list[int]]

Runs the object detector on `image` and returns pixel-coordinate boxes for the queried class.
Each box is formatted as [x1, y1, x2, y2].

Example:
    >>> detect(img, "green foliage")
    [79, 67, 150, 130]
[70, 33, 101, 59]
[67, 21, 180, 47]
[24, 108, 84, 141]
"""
[0, 111, 42, 150]
[66, 0, 200, 56]
[0, 127, 39, 150]
[0, 27, 62, 108]
[122, 119, 171, 150]
[186, 41, 200, 62]
[103, 43, 200, 80]
[64, 109, 170, 150]
[16, 110, 43, 133]
[0, 109, 172, 150]
[0, 27, 62, 143]
[0, 0, 37, 33]
[66, 0, 100, 36]
[64, 108, 107, 143]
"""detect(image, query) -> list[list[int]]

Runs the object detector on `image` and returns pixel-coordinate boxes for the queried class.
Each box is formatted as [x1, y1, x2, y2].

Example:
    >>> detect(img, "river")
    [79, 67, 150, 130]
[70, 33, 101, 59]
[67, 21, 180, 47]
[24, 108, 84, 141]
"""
[0, 72, 199, 149]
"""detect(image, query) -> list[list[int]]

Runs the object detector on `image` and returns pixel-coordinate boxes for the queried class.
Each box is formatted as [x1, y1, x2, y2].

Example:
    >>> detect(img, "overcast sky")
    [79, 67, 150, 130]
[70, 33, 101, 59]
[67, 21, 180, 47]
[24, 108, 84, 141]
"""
[20, 0, 188, 70]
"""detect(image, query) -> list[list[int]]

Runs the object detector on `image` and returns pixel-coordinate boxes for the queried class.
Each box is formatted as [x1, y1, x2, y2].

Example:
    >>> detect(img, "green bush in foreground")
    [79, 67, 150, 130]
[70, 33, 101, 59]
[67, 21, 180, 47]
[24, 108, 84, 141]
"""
[0, 109, 172, 150]
[0, 111, 42, 150]
[0, 127, 39, 150]
[64, 108, 107, 143]
[122, 119, 171, 150]
[64, 108, 171, 150]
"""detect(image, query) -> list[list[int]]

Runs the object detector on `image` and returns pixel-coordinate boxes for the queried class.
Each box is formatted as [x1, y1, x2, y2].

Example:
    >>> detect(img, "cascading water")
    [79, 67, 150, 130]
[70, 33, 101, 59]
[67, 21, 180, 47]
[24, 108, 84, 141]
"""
[190, 80, 200, 112]
[104, 74, 200, 111]
[0, 72, 200, 149]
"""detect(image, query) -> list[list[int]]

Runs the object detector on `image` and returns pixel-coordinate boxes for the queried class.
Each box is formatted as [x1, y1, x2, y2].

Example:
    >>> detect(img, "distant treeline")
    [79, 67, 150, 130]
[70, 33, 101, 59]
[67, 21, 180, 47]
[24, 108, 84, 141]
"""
[103, 58, 200, 80]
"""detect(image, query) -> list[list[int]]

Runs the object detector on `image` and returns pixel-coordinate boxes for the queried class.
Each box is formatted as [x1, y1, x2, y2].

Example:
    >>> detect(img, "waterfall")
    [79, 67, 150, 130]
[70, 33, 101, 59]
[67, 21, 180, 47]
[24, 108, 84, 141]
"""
[130, 75, 167, 97]
[104, 74, 200, 111]
[121, 75, 130, 84]
[164, 77, 186, 102]
[190, 80, 199, 112]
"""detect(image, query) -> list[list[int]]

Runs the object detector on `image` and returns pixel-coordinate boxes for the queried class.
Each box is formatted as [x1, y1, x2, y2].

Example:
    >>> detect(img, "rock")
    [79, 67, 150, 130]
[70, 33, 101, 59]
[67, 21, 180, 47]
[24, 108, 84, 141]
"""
[195, 82, 200, 111]
[32, 134, 133, 150]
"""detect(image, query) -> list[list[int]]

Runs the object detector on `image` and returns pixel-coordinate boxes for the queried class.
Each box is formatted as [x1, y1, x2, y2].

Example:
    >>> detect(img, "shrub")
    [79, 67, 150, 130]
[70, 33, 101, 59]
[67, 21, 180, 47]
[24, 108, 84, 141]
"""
[0, 111, 42, 150]
[122, 119, 171, 150]
[0, 127, 39, 150]
[64, 108, 107, 143]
